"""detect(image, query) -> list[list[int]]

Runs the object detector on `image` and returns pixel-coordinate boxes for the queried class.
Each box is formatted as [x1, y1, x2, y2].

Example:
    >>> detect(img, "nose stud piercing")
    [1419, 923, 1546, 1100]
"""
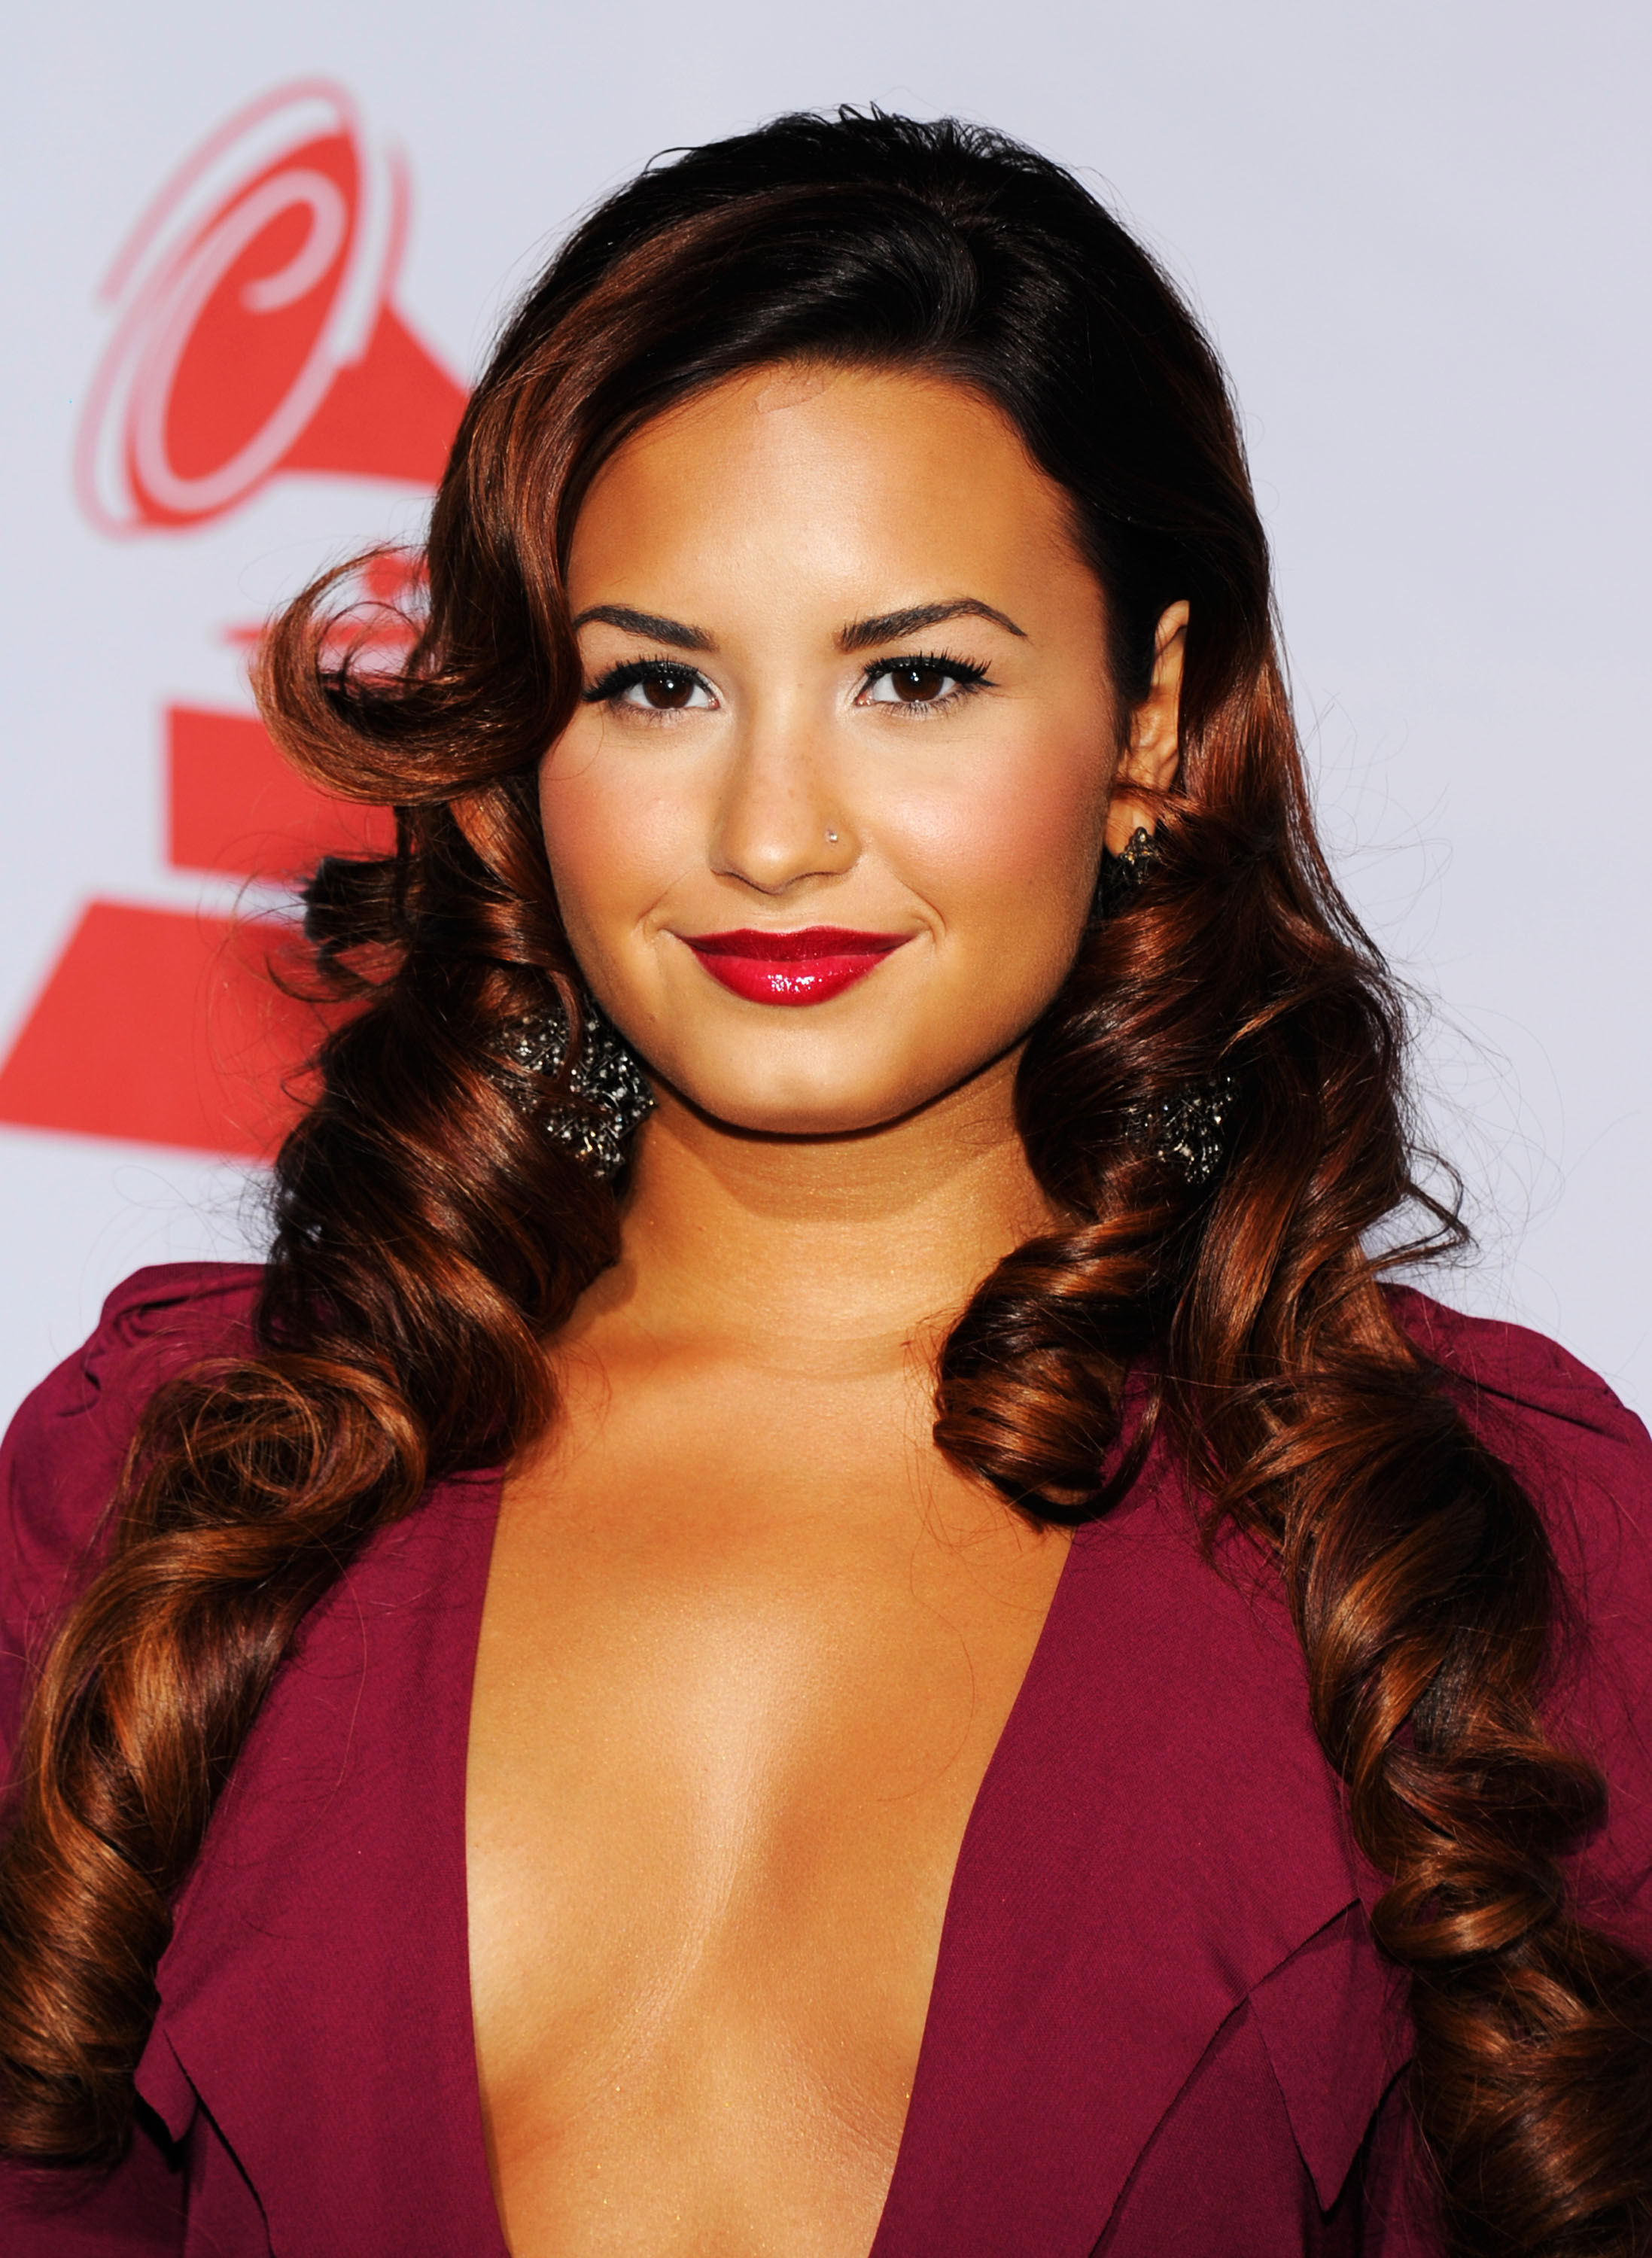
[826, 829, 839, 843]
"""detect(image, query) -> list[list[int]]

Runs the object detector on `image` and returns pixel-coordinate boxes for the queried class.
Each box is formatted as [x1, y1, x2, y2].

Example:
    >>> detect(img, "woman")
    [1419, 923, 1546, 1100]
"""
[2, 108, 1649, 2257]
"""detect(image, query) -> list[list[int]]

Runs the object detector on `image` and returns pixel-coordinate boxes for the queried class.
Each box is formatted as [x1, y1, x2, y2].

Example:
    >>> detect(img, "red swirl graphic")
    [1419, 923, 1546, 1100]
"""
[0, 81, 459, 1165]
[76, 79, 464, 531]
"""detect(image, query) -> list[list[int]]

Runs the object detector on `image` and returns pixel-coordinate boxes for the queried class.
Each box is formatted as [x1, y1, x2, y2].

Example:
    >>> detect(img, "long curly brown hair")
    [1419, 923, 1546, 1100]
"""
[3, 110, 1649, 2254]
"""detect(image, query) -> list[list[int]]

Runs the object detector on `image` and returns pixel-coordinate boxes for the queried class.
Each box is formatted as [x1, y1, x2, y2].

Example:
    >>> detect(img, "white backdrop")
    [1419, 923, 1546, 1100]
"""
[2, 0, 1648, 1424]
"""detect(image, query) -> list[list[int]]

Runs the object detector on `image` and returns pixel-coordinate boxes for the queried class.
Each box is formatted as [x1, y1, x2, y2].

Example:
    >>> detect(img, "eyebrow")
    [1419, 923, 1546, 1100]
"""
[570, 595, 1027, 656]
[570, 603, 715, 650]
[837, 598, 1026, 652]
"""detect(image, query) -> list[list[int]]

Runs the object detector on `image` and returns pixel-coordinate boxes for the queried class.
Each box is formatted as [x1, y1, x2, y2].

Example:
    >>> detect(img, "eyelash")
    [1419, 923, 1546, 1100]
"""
[582, 657, 702, 707]
[862, 651, 993, 711]
[580, 650, 995, 713]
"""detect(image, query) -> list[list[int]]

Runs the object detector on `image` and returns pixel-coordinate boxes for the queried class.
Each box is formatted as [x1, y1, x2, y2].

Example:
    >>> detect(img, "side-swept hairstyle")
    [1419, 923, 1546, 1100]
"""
[3, 108, 1649, 2255]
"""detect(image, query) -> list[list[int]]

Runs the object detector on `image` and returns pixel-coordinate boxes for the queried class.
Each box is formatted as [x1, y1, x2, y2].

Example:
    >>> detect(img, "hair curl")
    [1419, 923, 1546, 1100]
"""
[3, 108, 1649, 2253]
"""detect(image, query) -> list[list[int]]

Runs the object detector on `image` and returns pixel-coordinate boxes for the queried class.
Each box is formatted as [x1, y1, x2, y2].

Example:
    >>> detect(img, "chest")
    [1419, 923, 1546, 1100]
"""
[464, 1376, 1069, 2258]
[138, 1450, 1388, 2258]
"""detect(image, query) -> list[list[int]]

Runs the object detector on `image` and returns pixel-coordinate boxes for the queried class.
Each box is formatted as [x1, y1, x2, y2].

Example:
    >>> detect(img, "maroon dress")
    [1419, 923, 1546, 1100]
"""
[2, 1264, 1650, 2255]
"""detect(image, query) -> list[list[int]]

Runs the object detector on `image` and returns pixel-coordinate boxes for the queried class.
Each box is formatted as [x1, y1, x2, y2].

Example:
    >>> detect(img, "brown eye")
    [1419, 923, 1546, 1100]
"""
[862, 656, 987, 710]
[591, 662, 715, 714]
[887, 665, 948, 703]
[640, 670, 699, 709]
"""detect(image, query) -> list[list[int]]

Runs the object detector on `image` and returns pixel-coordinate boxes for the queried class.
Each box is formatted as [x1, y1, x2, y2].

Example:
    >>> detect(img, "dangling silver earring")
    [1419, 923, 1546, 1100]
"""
[1097, 826, 1237, 1187]
[498, 991, 654, 1180]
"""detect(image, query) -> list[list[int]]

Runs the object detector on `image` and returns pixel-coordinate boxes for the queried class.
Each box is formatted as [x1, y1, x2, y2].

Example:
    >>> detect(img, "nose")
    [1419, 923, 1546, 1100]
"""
[710, 719, 857, 896]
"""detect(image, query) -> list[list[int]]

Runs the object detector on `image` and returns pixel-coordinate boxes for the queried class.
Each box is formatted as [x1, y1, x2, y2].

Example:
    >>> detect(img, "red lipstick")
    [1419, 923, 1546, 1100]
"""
[683, 926, 907, 1006]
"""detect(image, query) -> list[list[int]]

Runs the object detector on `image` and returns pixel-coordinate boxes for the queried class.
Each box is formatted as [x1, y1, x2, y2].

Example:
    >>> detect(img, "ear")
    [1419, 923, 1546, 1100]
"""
[1105, 600, 1188, 854]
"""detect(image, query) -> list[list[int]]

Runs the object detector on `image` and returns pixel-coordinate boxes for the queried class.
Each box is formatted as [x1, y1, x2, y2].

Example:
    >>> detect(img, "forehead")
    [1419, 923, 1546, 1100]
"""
[566, 364, 1089, 608]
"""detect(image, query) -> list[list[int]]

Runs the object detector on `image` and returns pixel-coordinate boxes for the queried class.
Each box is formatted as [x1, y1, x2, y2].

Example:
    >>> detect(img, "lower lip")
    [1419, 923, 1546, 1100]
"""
[685, 936, 905, 1006]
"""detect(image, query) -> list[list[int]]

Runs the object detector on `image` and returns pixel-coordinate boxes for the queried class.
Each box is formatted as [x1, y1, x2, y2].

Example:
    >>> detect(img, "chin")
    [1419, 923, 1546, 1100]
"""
[670, 1039, 1029, 1140]
[685, 1085, 922, 1140]
[649, 1047, 936, 1140]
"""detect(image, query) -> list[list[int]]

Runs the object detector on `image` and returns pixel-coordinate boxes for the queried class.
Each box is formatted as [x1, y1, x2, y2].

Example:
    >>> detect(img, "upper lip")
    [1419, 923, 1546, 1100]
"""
[682, 927, 908, 960]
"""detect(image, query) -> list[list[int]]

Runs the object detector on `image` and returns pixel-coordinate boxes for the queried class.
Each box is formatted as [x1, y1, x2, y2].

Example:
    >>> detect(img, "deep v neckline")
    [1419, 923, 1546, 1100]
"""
[137, 1380, 1386, 2258]
[113, 1264, 1457, 2254]
[455, 1465, 1084, 2258]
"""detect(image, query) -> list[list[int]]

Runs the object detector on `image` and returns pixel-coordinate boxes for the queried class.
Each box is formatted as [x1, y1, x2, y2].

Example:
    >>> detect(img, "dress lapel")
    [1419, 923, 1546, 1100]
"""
[136, 1470, 508, 2258]
[870, 1459, 1383, 2257]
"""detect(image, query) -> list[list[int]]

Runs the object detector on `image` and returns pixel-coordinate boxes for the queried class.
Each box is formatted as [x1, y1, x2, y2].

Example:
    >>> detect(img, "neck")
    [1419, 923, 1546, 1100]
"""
[575, 1053, 1056, 1371]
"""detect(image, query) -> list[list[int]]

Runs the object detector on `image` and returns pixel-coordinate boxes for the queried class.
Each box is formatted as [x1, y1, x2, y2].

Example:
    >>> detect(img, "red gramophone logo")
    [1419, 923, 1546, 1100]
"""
[0, 81, 467, 1158]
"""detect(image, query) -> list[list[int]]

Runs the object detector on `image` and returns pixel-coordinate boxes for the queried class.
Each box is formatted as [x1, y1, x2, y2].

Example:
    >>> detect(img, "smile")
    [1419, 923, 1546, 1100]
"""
[683, 927, 908, 1006]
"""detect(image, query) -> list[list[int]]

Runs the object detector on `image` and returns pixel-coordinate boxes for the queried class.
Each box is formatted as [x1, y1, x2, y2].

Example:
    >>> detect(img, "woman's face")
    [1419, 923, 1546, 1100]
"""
[541, 363, 1180, 1137]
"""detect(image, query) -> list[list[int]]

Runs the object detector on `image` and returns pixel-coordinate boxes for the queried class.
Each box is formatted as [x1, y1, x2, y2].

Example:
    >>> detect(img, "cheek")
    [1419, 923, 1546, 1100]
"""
[537, 727, 692, 948]
[889, 723, 1112, 936]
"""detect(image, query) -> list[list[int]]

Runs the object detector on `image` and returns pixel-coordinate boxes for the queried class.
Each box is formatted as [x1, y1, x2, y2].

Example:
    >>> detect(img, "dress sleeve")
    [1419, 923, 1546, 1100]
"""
[0, 1261, 264, 1789]
[1390, 1287, 1652, 1948]
[0, 1263, 264, 2255]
